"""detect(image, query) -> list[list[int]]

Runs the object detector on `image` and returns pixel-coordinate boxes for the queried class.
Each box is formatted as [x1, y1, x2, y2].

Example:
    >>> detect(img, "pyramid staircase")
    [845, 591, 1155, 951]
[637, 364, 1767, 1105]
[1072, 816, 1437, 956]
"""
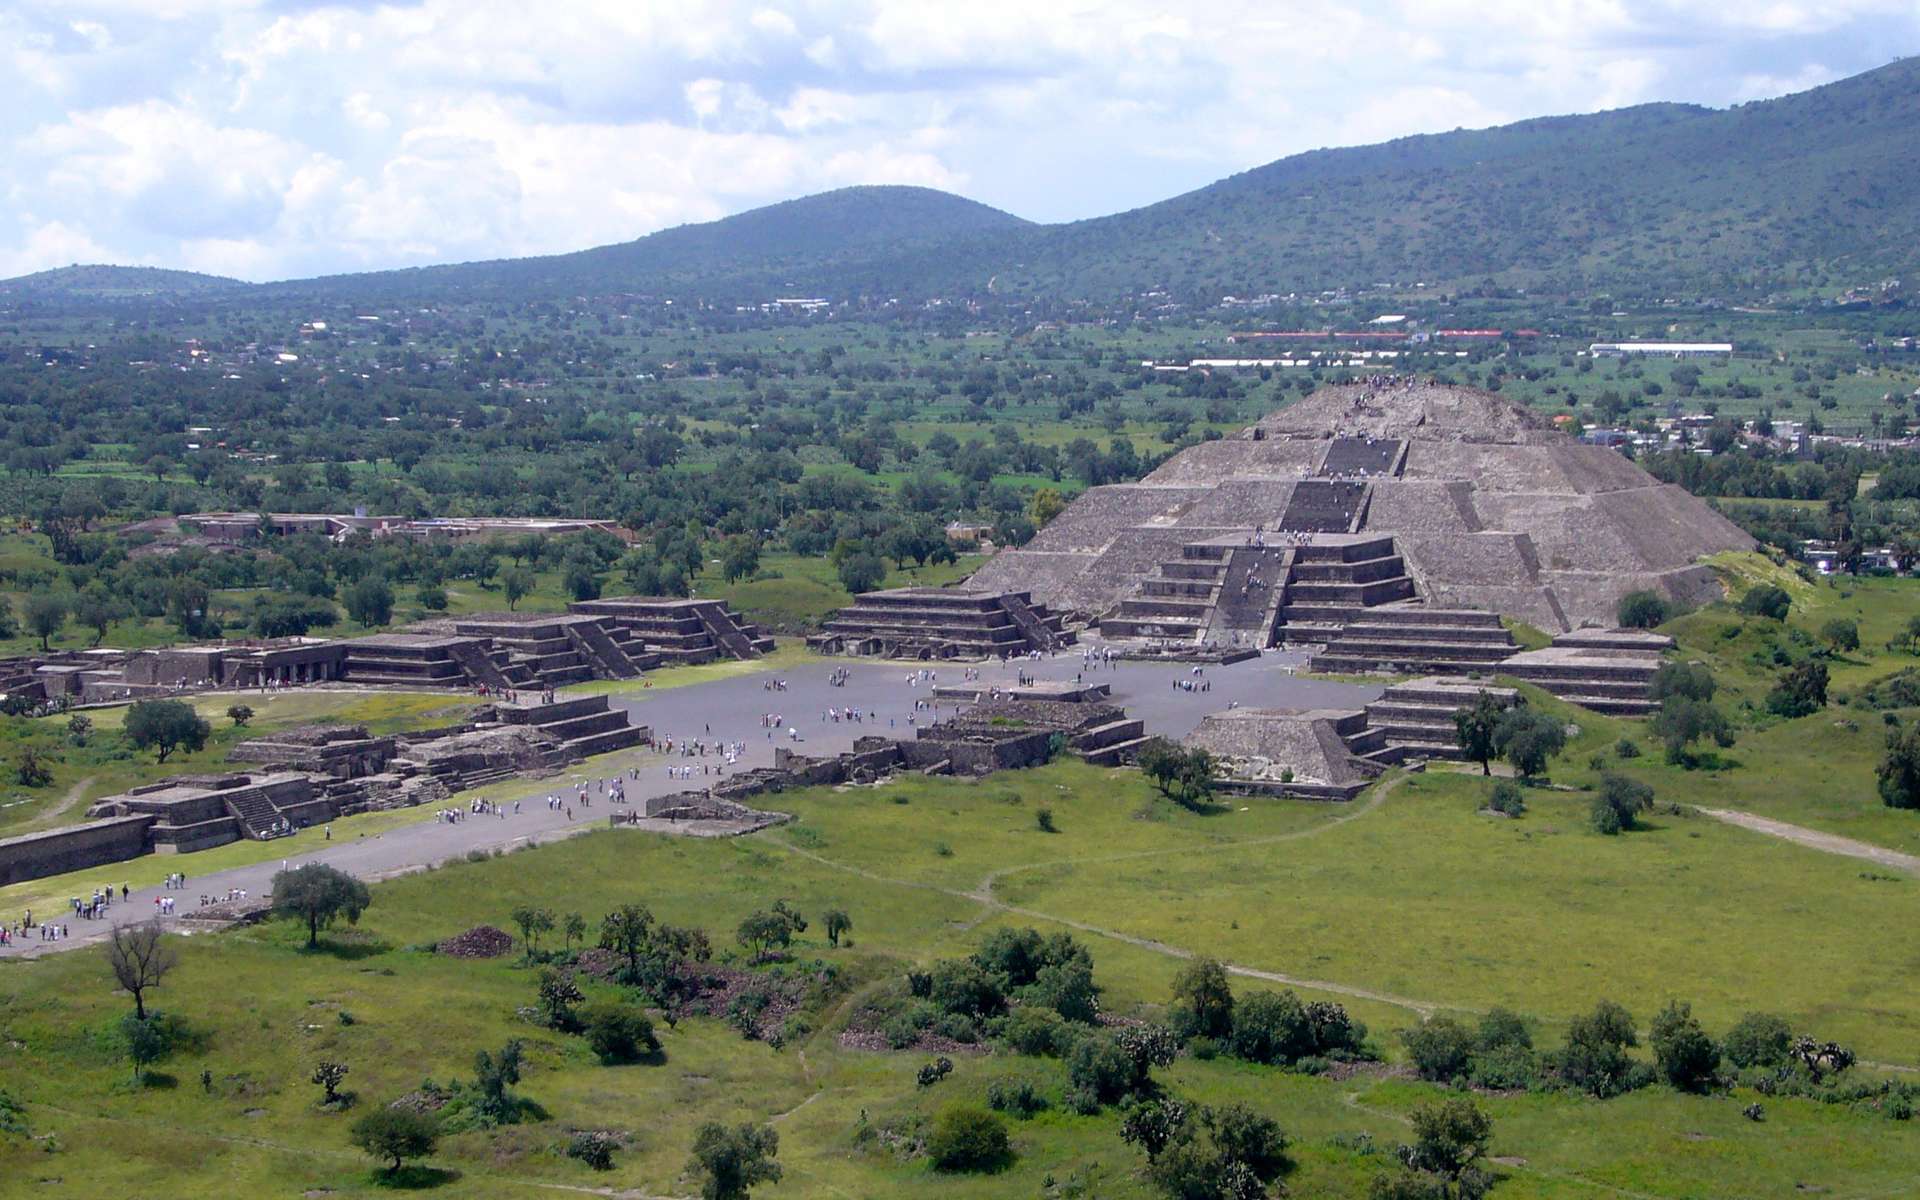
[1069, 714, 1153, 766]
[1099, 541, 1294, 647]
[1272, 536, 1419, 646]
[223, 785, 287, 839]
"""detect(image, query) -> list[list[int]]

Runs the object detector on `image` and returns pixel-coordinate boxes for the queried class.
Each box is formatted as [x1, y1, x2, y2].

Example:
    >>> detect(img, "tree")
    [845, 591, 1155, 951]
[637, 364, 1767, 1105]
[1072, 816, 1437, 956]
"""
[1120, 1097, 1192, 1163]
[1649, 696, 1734, 765]
[502, 567, 534, 610]
[104, 919, 177, 1019]
[350, 1107, 439, 1176]
[927, 1105, 1011, 1172]
[1738, 585, 1792, 620]
[271, 863, 371, 948]
[1650, 661, 1716, 703]
[1879, 726, 1920, 809]
[1591, 772, 1655, 835]
[1821, 618, 1861, 654]
[719, 536, 761, 584]
[344, 575, 393, 627]
[1492, 708, 1565, 779]
[563, 558, 603, 602]
[1230, 990, 1311, 1066]
[512, 905, 556, 958]
[124, 699, 211, 763]
[823, 908, 852, 948]
[1617, 590, 1671, 629]
[1649, 1000, 1720, 1092]
[1766, 660, 1828, 717]
[1555, 999, 1641, 1097]
[1169, 957, 1235, 1041]
[687, 1121, 781, 1200]
[471, 1039, 526, 1125]
[1723, 1012, 1794, 1069]
[562, 911, 587, 950]
[23, 592, 68, 651]
[1139, 1102, 1290, 1200]
[1402, 1016, 1476, 1082]
[312, 1060, 350, 1105]
[73, 587, 129, 646]
[736, 902, 806, 960]
[1452, 691, 1507, 775]
[120, 1010, 186, 1082]
[1030, 487, 1067, 527]
[536, 968, 584, 1030]
[1399, 1097, 1492, 1179]
[582, 1000, 659, 1063]
[599, 903, 657, 981]
[836, 550, 887, 595]
[226, 704, 254, 727]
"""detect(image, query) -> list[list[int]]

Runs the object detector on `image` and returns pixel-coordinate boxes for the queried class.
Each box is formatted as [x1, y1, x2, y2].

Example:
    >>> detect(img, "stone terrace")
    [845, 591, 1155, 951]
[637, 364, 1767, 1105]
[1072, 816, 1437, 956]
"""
[809, 587, 1073, 659]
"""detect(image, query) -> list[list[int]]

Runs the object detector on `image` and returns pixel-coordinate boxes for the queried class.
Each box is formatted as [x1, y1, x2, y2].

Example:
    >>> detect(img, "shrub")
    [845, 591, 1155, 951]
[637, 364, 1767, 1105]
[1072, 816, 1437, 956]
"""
[1399, 1097, 1492, 1179]
[1822, 618, 1861, 654]
[1723, 1012, 1795, 1069]
[1231, 990, 1309, 1065]
[1554, 1000, 1642, 1098]
[1618, 590, 1671, 629]
[1402, 1016, 1475, 1082]
[1767, 660, 1829, 718]
[582, 1001, 658, 1064]
[1492, 708, 1566, 778]
[1650, 1001, 1720, 1092]
[1068, 1032, 1146, 1106]
[1591, 772, 1654, 835]
[1650, 696, 1734, 765]
[917, 1057, 954, 1088]
[1168, 957, 1234, 1041]
[1486, 780, 1525, 817]
[350, 1107, 439, 1175]
[998, 1005, 1071, 1056]
[1739, 585, 1792, 620]
[1651, 661, 1717, 703]
[1035, 807, 1056, 833]
[986, 1079, 1047, 1118]
[928, 958, 1007, 1018]
[567, 1130, 618, 1170]
[926, 1106, 1011, 1173]
[1614, 737, 1642, 759]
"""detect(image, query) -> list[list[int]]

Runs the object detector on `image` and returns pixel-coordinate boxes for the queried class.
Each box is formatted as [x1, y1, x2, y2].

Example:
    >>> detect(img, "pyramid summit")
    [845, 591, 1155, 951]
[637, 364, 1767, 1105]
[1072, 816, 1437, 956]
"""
[967, 379, 1752, 637]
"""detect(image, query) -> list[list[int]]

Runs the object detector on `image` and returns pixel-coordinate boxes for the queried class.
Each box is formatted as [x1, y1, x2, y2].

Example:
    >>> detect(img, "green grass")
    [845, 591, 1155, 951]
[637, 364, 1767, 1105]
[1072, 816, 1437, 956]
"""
[5, 757, 1919, 1197]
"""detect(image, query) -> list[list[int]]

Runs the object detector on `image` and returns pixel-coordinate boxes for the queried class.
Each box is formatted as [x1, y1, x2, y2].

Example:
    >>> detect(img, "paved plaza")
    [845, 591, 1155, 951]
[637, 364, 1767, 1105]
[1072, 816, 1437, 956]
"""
[1, 644, 1380, 959]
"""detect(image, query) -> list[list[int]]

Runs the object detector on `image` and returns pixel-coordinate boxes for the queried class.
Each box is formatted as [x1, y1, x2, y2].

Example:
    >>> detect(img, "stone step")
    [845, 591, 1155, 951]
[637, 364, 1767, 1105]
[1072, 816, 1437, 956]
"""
[1073, 735, 1156, 767]
[1326, 639, 1515, 663]
[1338, 622, 1517, 645]
[564, 727, 649, 759]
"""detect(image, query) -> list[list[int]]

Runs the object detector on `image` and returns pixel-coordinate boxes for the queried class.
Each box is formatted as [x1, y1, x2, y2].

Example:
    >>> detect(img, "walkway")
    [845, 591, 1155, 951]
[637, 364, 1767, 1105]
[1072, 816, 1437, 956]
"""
[1693, 807, 1920, 875]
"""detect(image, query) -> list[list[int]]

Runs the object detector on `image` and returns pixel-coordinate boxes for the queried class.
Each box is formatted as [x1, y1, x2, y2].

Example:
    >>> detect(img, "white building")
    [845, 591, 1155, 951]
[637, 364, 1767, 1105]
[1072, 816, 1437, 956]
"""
[1589, 342, 1732, 358]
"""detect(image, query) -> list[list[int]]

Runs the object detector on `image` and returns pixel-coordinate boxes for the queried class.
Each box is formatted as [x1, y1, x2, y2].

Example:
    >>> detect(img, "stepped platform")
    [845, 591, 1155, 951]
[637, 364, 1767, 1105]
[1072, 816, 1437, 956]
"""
[1497, 646, 1663, 715]
[1309, 606, 1520, 676]
[337, 633, 496, 689]
[1099, 537, 1291, 649]
[1185, 707, 1383, 801]
[1359, 678, 1519, 764]
[570, 596, 773, 664]
[85, 772, 333, 849]
[443, 612, 640, 688]
[810, 587, 1073, 659]
[933, 680, 1110, 703]
[493, 693, 650, 760]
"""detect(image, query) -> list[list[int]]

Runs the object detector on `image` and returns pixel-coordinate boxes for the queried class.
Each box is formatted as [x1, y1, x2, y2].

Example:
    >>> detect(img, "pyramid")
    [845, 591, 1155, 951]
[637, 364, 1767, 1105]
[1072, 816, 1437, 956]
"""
[967, 379, 1752, 635]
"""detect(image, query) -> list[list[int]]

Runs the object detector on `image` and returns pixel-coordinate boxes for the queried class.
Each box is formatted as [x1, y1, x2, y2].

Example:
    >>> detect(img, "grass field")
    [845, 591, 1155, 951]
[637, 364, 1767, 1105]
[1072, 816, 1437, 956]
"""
[4, 758, 1918, 1198]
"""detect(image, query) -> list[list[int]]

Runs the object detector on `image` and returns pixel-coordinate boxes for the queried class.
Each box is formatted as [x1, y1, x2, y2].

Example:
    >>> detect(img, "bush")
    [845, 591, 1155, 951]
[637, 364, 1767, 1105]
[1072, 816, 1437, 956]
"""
[926, 1106, 1011, 1173]
[928, 958, 1007, 1018]
[1402, 1016, 1475, 1082]
[1767, 660, 1829, 718]
[1650, 1001, 1720, 1092]
[1068, 1032, 1145, 1106]
[1492, 708, 1566, 779]
[917, 1057, 954, 1088]
[998, 1005, 1071, 1056]
[1739, 585, 1792, 620]
[1554, 1000, 1642, 1098]
[1168, 956, 1235, 1041]
[1822, 618, 1861, 654]
[1618, 590, 1671, 629]
[581, 1001, 658, 1064]
[986, 1079, 1048, 1118]
[566, 1130, 618, 1170]
[1486, 780, 1525, 817]
[1035, 807, 1056, 833]
[1614, 737, 1641, 759]
[1651, 661, 1716, 703]
[350, 1107, 439, 1175]
[1723, 1012, 1795, 1069]
[1230, 990, 1310, 1065]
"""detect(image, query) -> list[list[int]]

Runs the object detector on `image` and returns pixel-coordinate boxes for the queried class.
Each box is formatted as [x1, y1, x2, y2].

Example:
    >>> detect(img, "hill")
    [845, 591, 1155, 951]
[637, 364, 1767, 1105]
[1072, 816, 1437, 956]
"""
[272, 184, 1030, 302]
[0, 264, 246, 300]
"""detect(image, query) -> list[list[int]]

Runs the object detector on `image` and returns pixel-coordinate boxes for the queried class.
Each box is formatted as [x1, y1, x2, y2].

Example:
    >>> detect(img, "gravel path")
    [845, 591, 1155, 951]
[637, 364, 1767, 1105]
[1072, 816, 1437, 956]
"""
[1693, 807, 1920, 875]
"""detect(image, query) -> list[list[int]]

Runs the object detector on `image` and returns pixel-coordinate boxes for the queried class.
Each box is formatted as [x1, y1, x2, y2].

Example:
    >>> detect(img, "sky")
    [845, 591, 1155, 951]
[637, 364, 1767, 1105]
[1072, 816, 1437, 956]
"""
[2, 1, 1915, 283]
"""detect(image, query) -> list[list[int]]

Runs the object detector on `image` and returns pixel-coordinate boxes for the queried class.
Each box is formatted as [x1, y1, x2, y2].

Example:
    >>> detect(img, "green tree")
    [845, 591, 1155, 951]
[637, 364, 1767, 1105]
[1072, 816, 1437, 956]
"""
[1649, 696, 1734, 765]
[73, 587, 129, 646]
[687, 1121, 781, 1200]
[270, 863, 371, 948]
[1738, 585, 1792, 620]
[1591, 772, 1655, 835]
[124, 699, 211, 763]
[226, 704, 253, 727]
[563, 557, 603, 602]
[23, 592, 68, 650]
[1649, 1000, 1720, 1092]
[1617, 590, 1671, 629]
[120, 1010, 187, 1083]
[312, 1060, 349, 1106]
[823, 908, 852, 948]
[471, 1039, 526, 1125]
[598, 904, 656, 981]
[836, 550, 887, 595]
[1555, 999, 1641, 1097]
[1650, 661, 1716, 703]
[1400, 1097, 1492, 1180]
[582, 1000, 659, 1063]
[1723, 1013, 1794, 1069]
[501, 567, 534, 610]
[1230, 990, 1310, 1066]
[1168, 957, 1235, 1041]
[1402, 1016, 1476, 1082]
[350, 1107, 439, 1176]
[1492, 708, 1565, 779]
[927, 1105, 1011, 1173]
[512, 905, 555, 958]
[1878, 726, 1920, 808]
[536, 968, 584, 1030]
[719, 535, 761, 584]
[1821, 618, 1861, 654]
[104, 919, 177, 1019]
[1766, 660, 1828, 717]
[344, 575, 393, 627]
[1452, 691, 1507, 775]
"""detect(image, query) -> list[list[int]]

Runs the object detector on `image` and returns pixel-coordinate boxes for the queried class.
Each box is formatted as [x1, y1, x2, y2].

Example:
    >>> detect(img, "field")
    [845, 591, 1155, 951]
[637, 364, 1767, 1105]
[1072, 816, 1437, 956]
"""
[4, 755, 1919, 1198]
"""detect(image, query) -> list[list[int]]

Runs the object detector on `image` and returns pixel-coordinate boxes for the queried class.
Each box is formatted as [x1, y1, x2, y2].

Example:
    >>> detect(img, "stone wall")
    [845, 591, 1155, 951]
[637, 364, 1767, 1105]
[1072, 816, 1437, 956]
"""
[0, 815, 156, 887]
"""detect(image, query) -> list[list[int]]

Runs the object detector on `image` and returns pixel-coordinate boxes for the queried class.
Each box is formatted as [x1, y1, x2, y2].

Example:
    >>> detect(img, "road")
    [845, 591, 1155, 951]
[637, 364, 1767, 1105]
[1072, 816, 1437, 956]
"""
[1, 643, 1380, 959]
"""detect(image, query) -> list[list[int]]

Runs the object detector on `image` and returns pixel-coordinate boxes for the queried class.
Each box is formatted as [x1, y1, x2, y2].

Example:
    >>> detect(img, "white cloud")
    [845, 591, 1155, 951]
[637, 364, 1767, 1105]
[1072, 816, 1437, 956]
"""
[0, 0, 1914, 280]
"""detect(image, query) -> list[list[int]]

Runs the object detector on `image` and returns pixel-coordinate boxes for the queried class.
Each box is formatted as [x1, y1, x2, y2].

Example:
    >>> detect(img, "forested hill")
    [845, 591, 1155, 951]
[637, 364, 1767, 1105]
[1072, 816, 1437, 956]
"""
[0, 265, 246, 300]
[266, 185, 1031, 302]
[9, 58, 1920, 308]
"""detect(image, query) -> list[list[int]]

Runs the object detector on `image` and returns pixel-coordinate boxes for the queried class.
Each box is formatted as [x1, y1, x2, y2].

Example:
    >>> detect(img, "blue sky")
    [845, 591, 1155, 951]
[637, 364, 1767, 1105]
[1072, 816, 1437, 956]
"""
[2, 1, 1914, 282]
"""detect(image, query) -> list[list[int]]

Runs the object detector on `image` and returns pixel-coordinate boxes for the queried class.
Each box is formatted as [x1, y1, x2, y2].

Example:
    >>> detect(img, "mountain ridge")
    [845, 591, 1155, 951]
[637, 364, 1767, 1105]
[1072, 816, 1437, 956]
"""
[8, 57, 1918, 305]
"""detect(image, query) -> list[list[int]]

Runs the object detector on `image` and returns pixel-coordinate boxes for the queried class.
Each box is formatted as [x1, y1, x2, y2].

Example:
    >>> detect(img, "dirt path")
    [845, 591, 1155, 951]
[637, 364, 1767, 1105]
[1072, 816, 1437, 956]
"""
[1693, 808, 1920, 875]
